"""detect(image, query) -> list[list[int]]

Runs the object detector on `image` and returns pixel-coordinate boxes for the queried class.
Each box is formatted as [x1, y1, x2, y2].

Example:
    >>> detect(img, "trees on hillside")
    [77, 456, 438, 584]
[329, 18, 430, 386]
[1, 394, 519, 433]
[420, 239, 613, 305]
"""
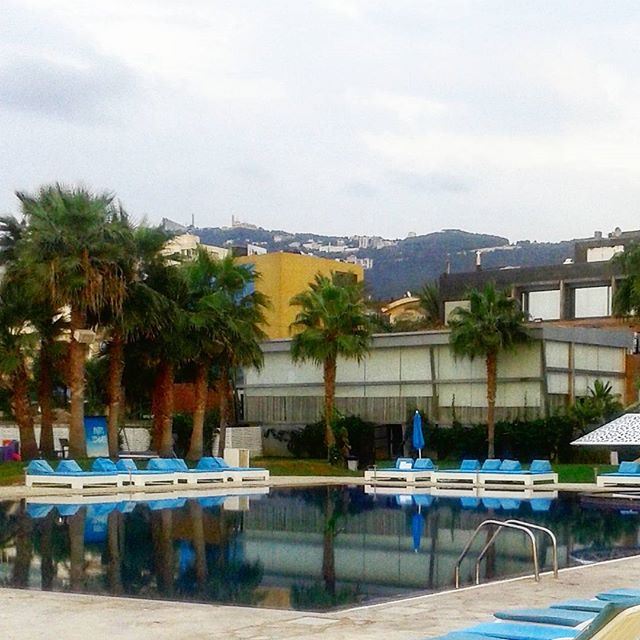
[290, 274, 372, 459]
[448, 283, 529, 459]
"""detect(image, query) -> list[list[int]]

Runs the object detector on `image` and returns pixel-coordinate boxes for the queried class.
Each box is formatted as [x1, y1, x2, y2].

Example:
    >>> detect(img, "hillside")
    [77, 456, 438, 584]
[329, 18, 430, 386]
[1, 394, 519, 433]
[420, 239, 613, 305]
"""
[193, 225, 576, 300]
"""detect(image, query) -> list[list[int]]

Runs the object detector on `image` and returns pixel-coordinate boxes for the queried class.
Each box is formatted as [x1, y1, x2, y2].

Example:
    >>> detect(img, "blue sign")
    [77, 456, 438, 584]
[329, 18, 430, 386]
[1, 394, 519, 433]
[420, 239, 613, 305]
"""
[84, 415, 109, 458]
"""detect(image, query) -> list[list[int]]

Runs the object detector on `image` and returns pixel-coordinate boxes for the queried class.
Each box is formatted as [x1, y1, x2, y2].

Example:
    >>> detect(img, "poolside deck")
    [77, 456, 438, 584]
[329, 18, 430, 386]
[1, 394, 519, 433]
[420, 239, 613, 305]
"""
[2, 554, 640, 639]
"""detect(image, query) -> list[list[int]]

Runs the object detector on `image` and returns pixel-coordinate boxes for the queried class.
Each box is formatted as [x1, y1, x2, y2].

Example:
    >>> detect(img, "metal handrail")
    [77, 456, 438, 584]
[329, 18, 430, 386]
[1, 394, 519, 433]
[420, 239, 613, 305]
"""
[473, 519, 558, 585]
[454, 519, 540, 588]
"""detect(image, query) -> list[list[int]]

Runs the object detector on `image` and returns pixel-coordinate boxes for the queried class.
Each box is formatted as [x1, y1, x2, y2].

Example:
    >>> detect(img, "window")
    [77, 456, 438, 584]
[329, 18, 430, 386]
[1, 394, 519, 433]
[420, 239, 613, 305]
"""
[574, 286, 611, 318]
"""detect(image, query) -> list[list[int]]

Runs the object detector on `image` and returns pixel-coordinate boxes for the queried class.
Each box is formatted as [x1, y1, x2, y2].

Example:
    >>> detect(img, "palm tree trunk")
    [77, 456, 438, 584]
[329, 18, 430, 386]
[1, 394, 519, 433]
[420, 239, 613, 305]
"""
[486, 351, 497, 459]
[107, 332, 125, 457]
[217, 363, 231, 455]
[40, 510, 55, 590]
[12, 361, 39, 461]
[323, 357, 337, 457]
[69, 306, 87, 459]
[189, 500, 208, 592]
[38, 338, 55, 458]
[152, 510, 174, 596]
[107, 510, 123, 595]
[322, 488, 336, 597]
[153, 360, 174, 457]
[187, 361, 208, 460]
[11, 502, 33, 587]
[69, 508, 86, 592]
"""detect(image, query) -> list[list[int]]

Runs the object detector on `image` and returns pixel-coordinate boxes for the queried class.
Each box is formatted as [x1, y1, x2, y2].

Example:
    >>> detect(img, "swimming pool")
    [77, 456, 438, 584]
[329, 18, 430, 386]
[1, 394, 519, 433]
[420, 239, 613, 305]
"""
[1, 486, 639, 611]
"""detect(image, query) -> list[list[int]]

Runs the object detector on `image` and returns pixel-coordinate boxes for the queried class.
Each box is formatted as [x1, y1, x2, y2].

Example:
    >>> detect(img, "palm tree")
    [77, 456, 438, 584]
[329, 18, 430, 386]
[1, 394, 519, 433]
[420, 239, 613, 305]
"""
[101, 225, 169, 456]
[448, 284, 528, 458]
[0, 214, 66, 457]
[184, 256, 268, 458]
[290, 274, 372, 457]
[0, 282, 40, 460]
[18, 185, 131, 458]
[418, 283, 442, 328]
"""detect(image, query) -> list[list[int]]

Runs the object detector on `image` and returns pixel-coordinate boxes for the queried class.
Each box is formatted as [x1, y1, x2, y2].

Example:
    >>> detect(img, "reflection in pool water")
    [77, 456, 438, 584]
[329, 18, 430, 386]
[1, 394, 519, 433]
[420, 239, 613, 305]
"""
[1, 486, 639, 611]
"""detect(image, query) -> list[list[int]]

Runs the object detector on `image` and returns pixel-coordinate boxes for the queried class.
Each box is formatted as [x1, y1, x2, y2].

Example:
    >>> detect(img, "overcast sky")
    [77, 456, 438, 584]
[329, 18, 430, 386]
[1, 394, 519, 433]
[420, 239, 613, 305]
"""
[2, 1, 640, 241]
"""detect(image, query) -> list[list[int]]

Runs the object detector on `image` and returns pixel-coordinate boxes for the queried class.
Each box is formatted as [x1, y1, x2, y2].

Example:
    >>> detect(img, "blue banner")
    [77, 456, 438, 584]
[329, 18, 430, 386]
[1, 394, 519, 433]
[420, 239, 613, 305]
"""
[84, 415, 109, 458]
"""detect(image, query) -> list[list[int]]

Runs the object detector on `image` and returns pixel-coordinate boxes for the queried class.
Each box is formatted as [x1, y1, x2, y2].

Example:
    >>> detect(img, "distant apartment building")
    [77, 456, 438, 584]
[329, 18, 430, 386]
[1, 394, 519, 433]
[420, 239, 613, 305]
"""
[438, 228, 640, 324]
[345, 255, 374, 270]
[162, 233, 229, 261]
[235, 252, 364, 339]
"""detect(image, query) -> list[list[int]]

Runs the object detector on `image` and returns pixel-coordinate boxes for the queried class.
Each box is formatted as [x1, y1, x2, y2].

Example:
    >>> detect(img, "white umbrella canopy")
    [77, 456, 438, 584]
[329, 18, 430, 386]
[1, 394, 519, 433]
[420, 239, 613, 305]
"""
[572, 414, 640, 447]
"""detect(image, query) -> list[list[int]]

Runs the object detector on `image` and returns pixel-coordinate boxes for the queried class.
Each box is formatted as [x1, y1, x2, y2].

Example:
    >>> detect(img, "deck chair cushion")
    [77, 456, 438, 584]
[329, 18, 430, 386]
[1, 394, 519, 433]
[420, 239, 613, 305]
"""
[617, 461, 640, 475]
[530, 460, 553, 473]
[26, 459, 55, 475]
[92, 458, 117, 473]
[56, 460, 83, 473]
[481, 459, 502, 471]
[147, 458, 176, 472]
[196, 457, 219, 470]
[500, 459, 522, 472]
[116, 458, 138, 472]
[413, 458, 435, 470]
[459, 459, 480, 471]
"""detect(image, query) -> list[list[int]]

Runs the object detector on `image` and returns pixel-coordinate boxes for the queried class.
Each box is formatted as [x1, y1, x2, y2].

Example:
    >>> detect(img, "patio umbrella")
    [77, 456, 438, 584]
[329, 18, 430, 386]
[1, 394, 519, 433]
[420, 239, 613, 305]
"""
[412, 511, 424, 553]
[412, 410, 425, 458]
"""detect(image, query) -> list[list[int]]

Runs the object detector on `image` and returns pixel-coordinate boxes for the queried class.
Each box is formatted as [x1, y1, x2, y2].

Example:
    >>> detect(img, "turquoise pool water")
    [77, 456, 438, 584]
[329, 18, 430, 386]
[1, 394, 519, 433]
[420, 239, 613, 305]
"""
[0, 486, 639, 610]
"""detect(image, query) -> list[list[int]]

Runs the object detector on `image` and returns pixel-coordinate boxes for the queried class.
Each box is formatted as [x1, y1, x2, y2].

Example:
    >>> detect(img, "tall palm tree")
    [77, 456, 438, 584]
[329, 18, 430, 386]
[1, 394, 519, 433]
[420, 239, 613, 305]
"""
[18, 185, 131, 458]
[290, 274, 372, 457]
[0, 215, 66, 457]
[101, 224, 169, 456]
[127, 259, 190, 457]
[449, 284, 528, 458]
[184, 255, 268, 458]
[0, 282, 39, 460]
[418, 282, 442, 328]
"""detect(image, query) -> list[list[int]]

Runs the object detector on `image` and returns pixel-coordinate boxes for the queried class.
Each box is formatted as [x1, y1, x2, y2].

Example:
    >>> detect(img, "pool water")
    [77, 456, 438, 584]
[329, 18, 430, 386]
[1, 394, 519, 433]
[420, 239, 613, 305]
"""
[1, 486, 639, 611]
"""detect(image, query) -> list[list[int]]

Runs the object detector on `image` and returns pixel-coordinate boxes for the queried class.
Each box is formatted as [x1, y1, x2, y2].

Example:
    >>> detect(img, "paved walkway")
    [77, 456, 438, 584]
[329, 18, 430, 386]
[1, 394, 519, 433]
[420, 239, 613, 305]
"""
[2, 556, 640, 640]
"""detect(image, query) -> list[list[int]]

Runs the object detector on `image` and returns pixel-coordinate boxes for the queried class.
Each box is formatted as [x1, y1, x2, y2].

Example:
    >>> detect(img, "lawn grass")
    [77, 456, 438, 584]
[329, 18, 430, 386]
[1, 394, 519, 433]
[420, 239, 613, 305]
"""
[252, 457, 361, 477]
[0, 461, 26, 486]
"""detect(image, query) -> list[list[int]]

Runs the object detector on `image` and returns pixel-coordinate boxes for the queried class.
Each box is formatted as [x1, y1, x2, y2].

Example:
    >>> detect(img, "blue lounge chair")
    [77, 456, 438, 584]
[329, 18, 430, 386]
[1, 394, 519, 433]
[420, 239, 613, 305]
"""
[597, 461, 640, 488]
[437, 621, 581, 639]
[433, 459, 487, 486]
[364, 457, 436, 484]
[116, 458, 177, 487]
[165, 458, 231, 484]
[25, 503, 54, 519]
[494, 607, 595, 626]
[25, 459, 121, 490]
[479, 460, 558, 487]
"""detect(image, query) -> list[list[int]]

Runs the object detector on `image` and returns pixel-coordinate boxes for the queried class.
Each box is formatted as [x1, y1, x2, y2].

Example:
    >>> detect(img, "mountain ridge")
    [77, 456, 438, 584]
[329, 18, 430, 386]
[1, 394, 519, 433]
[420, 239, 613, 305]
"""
[192, 225, 576, 300]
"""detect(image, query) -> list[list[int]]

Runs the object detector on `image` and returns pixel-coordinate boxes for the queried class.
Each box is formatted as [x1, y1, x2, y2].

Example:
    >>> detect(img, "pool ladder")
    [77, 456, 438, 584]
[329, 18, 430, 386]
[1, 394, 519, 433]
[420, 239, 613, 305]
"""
[454, 519, 558, 588]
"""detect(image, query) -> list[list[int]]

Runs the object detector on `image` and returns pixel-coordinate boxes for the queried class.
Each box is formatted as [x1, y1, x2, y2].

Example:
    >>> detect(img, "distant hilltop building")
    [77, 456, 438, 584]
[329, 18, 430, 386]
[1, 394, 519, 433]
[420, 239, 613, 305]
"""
[345, 255, 374, 269]
[231, 215, 258, 230]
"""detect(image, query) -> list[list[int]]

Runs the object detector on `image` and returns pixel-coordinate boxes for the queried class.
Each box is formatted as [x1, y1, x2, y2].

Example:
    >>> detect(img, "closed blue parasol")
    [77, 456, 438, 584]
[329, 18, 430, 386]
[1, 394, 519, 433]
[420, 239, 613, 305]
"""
[412, 410, 425, 458]
[412, 512, 424, 552]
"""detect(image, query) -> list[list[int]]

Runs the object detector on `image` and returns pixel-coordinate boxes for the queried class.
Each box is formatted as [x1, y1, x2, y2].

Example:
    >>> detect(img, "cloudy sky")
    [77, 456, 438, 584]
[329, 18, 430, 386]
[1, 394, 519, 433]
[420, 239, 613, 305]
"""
[2, 1, 640, 241]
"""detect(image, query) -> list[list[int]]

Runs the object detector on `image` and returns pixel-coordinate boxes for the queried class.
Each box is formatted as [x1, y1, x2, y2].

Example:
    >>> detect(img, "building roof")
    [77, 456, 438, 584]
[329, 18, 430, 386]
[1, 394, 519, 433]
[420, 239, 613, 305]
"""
[572, 414, 640, 446]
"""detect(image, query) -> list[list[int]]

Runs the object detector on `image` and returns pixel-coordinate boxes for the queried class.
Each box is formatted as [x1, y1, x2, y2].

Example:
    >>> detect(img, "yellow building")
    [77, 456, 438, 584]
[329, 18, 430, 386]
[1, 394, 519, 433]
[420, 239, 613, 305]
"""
[236, 252, 364, 339]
